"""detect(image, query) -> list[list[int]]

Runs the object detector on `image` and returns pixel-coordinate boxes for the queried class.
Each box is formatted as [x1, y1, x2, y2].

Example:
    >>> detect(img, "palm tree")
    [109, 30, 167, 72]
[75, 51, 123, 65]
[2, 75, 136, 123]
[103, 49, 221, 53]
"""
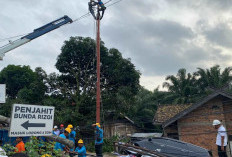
[163, 69, 198, 104]
[195, 65, 232, 92]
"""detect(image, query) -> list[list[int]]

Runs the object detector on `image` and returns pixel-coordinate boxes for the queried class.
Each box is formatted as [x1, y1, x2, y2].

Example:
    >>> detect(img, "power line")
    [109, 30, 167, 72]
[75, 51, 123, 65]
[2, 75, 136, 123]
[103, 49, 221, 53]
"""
[105, 0, 114, 5]
[107, 0, 124, 7]
[0, 0, 126, 43]
[0, 33, 29, 42]
[72, 0, 126, 23]
[72, 12, 91, 23]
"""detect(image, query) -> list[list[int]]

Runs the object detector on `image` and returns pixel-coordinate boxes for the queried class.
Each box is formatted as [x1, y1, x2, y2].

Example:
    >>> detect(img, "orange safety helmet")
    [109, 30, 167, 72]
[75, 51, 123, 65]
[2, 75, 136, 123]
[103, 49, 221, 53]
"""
[65, 128, 71, 133]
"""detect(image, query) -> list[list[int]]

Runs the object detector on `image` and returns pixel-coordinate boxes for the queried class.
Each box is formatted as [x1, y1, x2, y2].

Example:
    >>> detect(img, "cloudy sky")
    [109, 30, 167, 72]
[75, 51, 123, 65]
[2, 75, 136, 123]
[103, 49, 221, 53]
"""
[0, 0, 232, 91]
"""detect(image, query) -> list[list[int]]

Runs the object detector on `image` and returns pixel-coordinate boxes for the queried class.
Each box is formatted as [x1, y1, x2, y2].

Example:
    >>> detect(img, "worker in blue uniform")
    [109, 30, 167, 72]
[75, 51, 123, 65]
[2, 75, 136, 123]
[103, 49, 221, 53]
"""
[97, 0, 106, 20]
[54, 128, 71, 151]
[98, 0, 106, 10]
[92, 123, 103, 157]
[74, 139, 86, 157]
[67, 124, 76, 157]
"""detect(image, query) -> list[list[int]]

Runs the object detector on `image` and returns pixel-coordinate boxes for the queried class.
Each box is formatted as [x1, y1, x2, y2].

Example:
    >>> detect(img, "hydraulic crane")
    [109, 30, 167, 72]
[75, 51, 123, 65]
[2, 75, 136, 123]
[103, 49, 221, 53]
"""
[0, 15, 73, 60]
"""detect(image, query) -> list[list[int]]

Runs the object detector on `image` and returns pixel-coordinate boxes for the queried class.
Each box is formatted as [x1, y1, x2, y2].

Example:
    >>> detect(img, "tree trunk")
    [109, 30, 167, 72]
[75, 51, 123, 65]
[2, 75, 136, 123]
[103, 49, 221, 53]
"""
[46, 134, 75, 148]
[0, 115, 10, 124]
[0, 115, 74, 148]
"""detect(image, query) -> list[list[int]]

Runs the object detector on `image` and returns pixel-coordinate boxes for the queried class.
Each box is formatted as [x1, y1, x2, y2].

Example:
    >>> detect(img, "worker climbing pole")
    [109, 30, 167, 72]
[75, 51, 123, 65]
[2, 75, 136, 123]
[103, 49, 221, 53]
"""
[89, 0, 106, 123]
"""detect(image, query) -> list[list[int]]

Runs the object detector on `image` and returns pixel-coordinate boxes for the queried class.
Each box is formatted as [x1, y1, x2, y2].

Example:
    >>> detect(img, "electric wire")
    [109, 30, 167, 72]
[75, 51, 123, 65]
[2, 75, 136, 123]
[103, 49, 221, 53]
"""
[106, 0, 124, 7]
[72, 0, 126, 23]
[104, 0, 114, 5]
[72, 12, 91, 23]
[0, 0, 126, 43]
[0, 33, 29, 42]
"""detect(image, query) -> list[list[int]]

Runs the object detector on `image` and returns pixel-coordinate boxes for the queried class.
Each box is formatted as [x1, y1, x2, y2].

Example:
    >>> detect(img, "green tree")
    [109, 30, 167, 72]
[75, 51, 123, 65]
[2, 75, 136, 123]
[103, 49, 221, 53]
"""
[55, 36, 140, 124]
[131, 88, 156, 128]
[0, 98, 19, 117]
[0, 65, 36, 98]
[195, 65, 232, 93]
[163, 68, 198, 104]
[129, 87, 166, 131]
[152, 87, 175, 104]
[17, 67, 47, 104]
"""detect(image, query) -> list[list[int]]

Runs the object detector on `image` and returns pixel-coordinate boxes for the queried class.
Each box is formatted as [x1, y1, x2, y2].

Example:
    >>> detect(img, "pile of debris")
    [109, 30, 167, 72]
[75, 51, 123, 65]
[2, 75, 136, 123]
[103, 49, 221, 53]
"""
[114, 137, 212, 157]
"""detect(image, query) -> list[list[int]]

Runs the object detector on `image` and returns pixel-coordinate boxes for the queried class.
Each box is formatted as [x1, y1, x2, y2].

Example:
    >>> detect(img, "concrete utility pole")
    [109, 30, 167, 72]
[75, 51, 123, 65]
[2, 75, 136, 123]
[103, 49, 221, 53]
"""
[89, 0, 106, 123]
[96, 18, 101, 123]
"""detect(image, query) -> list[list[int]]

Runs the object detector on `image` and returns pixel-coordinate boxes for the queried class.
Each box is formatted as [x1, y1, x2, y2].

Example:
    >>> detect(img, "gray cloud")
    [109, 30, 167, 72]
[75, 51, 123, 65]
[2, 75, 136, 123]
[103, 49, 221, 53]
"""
[1, 0, 232, 90]
[101, 0, 232, 78]
[138, 20, 194, 44]
[166, 0, 232, 11]
[103, 13, 197, 75]
[203, 23, 232, 48]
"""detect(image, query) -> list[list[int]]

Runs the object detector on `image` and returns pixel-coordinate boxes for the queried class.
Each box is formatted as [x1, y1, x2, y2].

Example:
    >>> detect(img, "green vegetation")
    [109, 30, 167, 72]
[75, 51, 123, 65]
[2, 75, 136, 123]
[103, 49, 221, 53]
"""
[3, 144, 16, 156]
[3, 137, 62, 157]
[1, 36, 232, 132]
[86, 136, 130, 153]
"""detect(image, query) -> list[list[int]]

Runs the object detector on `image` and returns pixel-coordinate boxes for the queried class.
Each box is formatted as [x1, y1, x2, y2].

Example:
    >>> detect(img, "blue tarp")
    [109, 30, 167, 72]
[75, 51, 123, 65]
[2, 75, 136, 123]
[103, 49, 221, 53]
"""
[0, 129, 29, 146]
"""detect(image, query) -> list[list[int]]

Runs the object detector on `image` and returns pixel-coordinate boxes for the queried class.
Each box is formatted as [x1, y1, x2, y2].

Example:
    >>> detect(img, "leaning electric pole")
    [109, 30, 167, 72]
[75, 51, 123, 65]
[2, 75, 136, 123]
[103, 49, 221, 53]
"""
[89, 0, 106, 123]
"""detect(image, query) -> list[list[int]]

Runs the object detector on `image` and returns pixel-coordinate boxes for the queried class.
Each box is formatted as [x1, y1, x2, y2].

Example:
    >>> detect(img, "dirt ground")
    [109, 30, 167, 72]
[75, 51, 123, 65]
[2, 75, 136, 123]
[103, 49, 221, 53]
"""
[65, 152, 117, 157]
[86, 152, 116, 157]
[103, 153, 117, 157]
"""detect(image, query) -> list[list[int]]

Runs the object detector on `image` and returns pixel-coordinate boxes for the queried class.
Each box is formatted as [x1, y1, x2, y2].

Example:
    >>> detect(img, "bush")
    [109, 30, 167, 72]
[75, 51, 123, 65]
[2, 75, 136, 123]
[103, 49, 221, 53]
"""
[86, 135, 130, 153]
[3, 144, 16, 156]
[3, 137, 62, 157]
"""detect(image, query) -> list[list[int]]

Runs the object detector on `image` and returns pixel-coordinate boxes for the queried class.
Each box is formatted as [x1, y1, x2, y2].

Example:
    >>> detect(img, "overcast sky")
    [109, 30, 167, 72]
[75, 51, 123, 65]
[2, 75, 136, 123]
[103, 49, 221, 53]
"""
[1, 0, 232, 91]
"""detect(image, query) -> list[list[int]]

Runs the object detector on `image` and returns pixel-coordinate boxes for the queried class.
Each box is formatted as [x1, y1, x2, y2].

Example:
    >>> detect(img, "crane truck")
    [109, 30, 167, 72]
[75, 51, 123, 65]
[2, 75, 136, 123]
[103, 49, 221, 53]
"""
[0, 15, 73, 60]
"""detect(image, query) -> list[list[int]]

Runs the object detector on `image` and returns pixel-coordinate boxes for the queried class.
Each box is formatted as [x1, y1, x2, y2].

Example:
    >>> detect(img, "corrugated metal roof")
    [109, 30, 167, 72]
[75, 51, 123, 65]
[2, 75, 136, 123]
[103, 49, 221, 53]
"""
[131, 133, 163, 138]
[135, 138, 210, 157]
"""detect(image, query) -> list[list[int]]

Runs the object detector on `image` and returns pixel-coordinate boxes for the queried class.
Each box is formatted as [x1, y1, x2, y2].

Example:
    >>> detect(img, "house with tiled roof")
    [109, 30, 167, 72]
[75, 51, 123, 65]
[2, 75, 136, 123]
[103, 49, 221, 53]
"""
[153, 90, 232, 157]
[154, 104, 192, 126]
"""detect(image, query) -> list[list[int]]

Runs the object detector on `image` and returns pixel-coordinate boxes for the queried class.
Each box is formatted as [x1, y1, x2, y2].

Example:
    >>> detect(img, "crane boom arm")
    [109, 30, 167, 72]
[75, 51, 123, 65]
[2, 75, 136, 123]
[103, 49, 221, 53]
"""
[0, 15, 72, 60]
